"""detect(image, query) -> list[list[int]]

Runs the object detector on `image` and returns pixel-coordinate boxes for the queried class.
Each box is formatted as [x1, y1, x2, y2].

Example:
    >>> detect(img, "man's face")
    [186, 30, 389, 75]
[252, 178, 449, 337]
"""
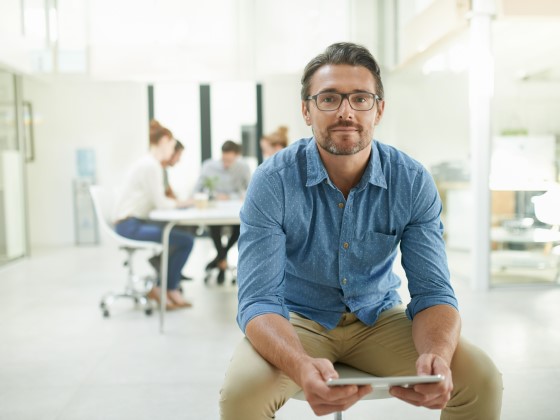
[301, 64, 384, 156]
[222, 151, 238, 169]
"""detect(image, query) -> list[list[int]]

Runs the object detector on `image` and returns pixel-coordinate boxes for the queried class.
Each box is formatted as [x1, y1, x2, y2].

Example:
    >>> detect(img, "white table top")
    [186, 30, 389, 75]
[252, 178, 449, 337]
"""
[149, 200, 242, 226]
[491, 227, 560, 243]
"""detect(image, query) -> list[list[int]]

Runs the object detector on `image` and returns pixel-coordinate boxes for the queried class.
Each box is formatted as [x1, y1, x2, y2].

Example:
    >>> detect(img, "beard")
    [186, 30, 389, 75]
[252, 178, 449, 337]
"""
[314, 121, 372, 156]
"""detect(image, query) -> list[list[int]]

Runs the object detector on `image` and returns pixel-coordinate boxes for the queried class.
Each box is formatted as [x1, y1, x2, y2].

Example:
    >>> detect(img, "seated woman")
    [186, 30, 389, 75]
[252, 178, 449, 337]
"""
[113, 120, 194, 309]
[259, 125, 289, 159]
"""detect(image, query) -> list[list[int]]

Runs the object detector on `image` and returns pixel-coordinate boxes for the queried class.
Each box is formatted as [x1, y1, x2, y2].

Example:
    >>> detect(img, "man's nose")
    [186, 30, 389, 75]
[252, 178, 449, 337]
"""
[336, 97, 353, 119]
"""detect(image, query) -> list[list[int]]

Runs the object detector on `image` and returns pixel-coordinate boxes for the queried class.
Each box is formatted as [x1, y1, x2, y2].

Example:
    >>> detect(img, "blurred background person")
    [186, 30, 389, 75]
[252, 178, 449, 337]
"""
[194, 140, 251, 284]
[113, 120, 194, 309]
[153, 139, 193, 282]
[260, 125, 289, 159]
[163, 139, 185, 199]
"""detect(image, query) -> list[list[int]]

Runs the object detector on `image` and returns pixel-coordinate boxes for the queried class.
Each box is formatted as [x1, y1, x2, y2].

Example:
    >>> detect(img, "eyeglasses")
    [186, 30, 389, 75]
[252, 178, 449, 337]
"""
[306, 92, 380, 111]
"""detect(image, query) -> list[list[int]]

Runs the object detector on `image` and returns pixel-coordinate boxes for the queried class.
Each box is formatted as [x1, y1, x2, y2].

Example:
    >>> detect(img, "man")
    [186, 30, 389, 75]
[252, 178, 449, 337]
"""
[194, 140, 251, 284]
[219, 42, 502, 419]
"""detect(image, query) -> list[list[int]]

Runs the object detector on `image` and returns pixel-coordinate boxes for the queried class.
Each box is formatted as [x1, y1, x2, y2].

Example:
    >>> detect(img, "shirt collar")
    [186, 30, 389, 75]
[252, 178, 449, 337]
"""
[305, 138, 387, 190]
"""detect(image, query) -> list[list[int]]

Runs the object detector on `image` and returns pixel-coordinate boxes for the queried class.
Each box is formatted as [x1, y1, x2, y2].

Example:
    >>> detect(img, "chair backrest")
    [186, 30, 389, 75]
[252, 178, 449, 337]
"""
[532, 187, 560, 226]
[89, 185, 163, 252]
[89, 185, 121, 240]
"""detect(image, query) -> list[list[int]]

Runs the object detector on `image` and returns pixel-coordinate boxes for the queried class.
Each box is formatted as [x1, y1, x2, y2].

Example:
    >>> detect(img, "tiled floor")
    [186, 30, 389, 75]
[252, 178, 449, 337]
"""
[0, 239, 559, 419]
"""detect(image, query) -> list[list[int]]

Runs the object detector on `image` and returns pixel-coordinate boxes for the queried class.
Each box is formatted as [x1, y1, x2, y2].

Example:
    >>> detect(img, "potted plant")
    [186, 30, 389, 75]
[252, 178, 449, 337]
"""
[203, 176, 220, 200]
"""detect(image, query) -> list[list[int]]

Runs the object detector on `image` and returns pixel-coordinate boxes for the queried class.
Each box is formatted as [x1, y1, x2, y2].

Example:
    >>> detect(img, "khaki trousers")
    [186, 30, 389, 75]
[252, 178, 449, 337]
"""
[219, 306, 503, 419]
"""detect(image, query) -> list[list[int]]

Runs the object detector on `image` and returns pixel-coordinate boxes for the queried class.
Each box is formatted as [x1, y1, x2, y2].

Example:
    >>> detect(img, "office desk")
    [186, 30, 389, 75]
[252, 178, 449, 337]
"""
[491, 227, 560, 281]
[491, 227, 560, 244]
[150, 200, 242, 332]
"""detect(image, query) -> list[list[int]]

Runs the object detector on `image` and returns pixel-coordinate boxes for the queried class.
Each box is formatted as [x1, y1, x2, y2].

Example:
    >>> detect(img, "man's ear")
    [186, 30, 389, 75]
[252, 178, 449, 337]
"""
[301, 101, 312, 126]
[374, 100, 385, 125]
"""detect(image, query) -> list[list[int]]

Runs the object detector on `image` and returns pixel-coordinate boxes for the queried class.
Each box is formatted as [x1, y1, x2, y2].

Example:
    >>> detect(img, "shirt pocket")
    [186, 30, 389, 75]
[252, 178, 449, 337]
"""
[352, 231, 398, 265]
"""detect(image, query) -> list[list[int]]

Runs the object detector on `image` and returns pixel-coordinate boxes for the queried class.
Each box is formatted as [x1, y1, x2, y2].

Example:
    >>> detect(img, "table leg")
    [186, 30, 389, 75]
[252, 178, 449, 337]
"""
[160, 221, 177, 333]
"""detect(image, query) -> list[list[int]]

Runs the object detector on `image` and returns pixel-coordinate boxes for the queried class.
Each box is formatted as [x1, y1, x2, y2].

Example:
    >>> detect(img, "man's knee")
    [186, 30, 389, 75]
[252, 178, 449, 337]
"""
[446, 339, 503, 419]
[219, 338, 294, 420]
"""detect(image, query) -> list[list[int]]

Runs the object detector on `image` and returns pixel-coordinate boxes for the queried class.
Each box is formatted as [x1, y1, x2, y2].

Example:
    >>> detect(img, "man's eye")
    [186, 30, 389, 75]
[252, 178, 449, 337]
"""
[320, 95, 336, 103]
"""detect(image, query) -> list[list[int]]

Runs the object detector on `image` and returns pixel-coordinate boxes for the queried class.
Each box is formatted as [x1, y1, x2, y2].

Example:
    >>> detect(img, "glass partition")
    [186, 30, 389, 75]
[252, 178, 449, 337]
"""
[0, 69, 27, 265]
[490, 17, 560, 286]
[489, 136, 559, 286]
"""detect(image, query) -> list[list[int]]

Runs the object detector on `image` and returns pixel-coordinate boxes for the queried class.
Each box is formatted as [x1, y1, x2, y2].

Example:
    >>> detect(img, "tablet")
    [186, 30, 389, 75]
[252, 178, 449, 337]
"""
[326, 374, 444, 388]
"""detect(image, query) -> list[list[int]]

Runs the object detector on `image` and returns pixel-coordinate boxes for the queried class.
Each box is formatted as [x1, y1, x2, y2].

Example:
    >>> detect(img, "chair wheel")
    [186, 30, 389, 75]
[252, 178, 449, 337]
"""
[145, 307, 153, 316]
[102, 309, 110, 318]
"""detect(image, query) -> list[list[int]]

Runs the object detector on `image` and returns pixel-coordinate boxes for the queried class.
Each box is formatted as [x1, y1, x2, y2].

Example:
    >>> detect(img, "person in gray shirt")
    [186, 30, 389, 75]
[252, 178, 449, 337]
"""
[194, 140, 251, 284]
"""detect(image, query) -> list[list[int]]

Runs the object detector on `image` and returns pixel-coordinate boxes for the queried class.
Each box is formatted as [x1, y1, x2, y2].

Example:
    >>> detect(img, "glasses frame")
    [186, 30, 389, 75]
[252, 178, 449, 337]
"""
[306, 91, 380, 112]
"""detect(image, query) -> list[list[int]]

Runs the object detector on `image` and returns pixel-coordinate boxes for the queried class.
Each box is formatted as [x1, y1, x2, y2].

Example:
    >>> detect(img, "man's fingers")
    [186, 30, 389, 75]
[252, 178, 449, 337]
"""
[309, 386, 372, 416]
[357, 384, 373, 399]
[314, 359, 338, 381]
[390, 386, 449, 409]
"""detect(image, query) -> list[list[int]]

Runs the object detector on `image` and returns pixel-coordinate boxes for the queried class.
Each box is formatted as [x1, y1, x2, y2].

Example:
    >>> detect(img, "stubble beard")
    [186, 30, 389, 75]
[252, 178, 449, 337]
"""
[316, 127, 371, 156]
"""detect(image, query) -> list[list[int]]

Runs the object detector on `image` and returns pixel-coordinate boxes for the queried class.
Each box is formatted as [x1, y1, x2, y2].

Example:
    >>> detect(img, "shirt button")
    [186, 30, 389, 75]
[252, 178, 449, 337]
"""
[342, 278, 348, 285]
[343, 242, 349, 249]
[338, 202, 344, 208]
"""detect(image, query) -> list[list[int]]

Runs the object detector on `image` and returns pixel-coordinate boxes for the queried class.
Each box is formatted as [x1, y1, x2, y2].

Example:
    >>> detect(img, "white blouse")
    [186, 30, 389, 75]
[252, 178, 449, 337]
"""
[113, 153, 176, 222]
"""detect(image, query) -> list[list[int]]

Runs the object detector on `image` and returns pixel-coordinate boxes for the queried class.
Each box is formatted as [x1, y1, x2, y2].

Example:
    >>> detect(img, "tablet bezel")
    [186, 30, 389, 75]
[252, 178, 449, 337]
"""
[326, 374, 444, 388]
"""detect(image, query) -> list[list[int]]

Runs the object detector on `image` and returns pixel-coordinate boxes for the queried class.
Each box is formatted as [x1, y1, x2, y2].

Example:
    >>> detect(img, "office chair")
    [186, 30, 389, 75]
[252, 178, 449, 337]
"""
[89, 185, 162, 317]
[290, 363, 393, 420]
[532, 187, 560, 228]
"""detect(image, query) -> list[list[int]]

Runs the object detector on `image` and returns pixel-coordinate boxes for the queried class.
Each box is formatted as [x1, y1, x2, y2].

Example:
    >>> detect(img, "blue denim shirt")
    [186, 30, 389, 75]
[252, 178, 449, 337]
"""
[237, 137, 457, 332]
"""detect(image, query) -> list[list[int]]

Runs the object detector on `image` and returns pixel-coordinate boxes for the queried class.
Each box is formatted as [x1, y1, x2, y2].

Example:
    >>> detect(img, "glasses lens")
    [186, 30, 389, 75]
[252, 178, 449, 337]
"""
[349, 93, 375, 111]
[314, 93, 376, 111]
[315, 93, 342, 111]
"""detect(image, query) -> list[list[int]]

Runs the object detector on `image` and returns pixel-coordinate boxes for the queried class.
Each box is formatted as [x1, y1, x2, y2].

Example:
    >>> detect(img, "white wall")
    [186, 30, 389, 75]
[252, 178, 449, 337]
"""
[262, 74, 310, 144]
[493, 80, 560, 136]
[210, 81, 256, 158]
[377, 70, 470, 170]
[153, 82, 201, 199]
[0, 0, 31, 72]
[23, 75, 147, 247]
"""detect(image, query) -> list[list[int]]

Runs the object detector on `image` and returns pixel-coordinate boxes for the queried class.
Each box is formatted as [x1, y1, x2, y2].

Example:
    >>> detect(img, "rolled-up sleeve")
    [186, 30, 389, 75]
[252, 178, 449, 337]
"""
[236, 168, 290, 332]
[400, 169, 458, 320]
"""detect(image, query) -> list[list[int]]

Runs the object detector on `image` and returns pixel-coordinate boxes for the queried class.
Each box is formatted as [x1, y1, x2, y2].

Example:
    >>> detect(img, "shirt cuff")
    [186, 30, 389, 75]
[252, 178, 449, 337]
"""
[237, 301, 290, 333]
[405, 296, 459, 320]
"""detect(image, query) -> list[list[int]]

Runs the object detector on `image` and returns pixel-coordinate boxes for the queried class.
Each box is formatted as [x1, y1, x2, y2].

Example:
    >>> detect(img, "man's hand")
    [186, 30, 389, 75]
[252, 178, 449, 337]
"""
[298, 357, 372, 416]
[245, 314, 371, 416]
[389, 353, 453, 410]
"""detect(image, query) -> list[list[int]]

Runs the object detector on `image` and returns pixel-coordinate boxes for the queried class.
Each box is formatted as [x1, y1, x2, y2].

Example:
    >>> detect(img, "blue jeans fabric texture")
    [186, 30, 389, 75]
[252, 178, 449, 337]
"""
[115, 217, 194, 290]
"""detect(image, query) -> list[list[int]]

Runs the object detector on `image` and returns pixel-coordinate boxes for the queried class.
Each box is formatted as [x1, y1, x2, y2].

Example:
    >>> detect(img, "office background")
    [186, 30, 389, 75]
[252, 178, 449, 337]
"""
[1, 1, 560, 419]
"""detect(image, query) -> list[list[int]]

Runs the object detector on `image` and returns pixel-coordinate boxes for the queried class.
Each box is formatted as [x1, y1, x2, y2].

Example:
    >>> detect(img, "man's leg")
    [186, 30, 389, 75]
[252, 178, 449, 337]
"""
[209, 226, 225, 260]
[220, 313, 340, 420]
[339, 305, 503, 420]
[224, 225, 240, 254]
[219, 338, 299, 420]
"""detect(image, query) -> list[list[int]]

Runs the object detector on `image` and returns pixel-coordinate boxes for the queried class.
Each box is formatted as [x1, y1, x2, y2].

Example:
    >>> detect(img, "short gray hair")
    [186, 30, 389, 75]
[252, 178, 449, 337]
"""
[300, 42, 384, 101]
